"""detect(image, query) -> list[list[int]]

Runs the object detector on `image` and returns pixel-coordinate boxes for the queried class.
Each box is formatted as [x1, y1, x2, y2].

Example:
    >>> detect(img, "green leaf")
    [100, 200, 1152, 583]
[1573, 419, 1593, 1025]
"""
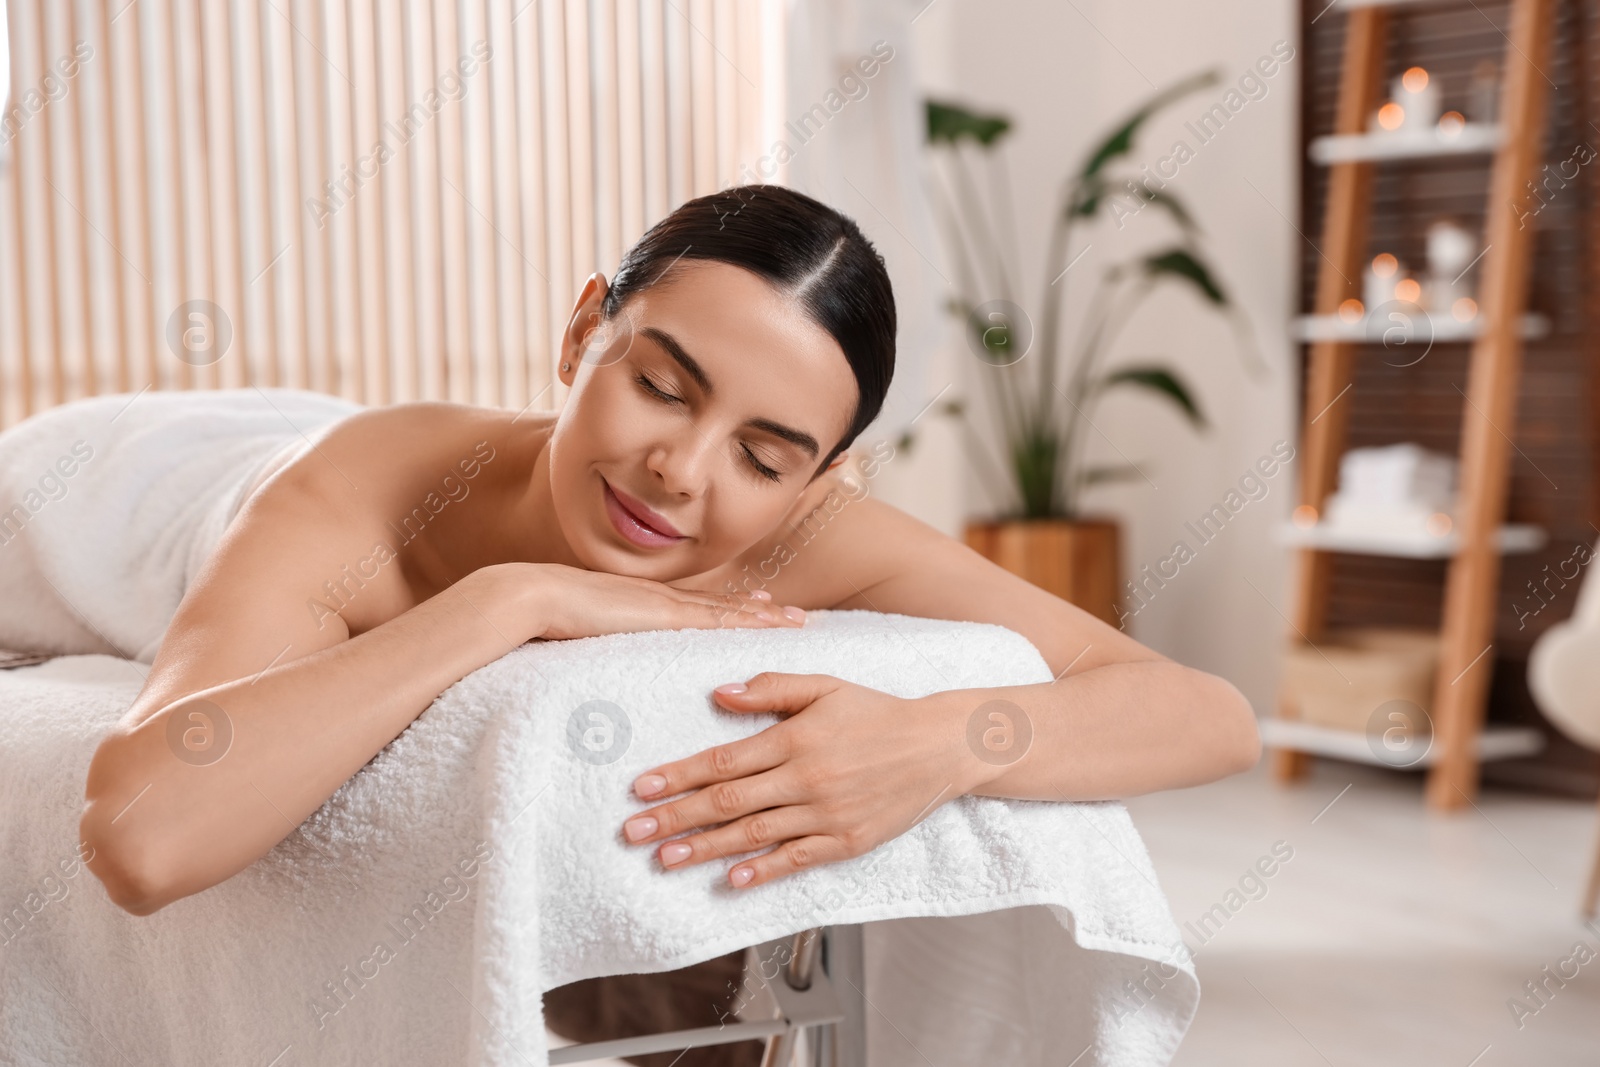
[1070, 176, 1105, 219]
[926, 100, 1012, 147]
[968, 309, 1027, 366]
[1011, 432, 1061, 519]
[1080, 463, 1150, 486]
[1099, 365, 1208, 429]
[1079, 70, 1220, 180]
[1136, 187, 1198, 233]
[1142, 248, 1227, 305]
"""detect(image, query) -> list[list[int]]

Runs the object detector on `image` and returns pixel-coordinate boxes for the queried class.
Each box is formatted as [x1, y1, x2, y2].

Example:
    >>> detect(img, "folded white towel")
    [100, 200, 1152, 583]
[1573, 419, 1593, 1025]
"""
[0, 387, 362, 662]
[0, 613, 1198, 1067]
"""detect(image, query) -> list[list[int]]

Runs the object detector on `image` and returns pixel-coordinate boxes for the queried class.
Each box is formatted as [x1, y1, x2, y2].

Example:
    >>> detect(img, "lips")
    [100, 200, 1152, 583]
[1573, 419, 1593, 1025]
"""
[602, 478, 686, 548]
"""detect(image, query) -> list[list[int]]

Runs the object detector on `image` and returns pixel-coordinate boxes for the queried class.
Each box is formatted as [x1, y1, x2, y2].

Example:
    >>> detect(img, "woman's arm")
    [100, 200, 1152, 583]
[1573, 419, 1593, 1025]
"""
[913, 661, 1258, 801]
[83, 553, 796, 916]
[818, 498, 1261, 798]
[81, 560, 543, 916]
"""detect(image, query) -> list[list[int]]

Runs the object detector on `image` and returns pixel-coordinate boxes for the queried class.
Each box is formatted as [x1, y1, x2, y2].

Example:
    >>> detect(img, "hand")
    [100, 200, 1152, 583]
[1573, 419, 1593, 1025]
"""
[512, 563, 807, 641]
[618, 673, 987, 888]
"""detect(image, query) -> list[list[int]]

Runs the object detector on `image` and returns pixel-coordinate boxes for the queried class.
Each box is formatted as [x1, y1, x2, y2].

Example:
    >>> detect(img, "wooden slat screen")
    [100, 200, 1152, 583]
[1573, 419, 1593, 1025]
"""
[0, 0, 782, 428]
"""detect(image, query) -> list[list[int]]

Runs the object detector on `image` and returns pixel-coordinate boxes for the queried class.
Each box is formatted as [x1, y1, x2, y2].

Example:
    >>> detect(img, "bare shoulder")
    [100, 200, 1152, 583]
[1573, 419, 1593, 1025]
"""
[253, 400, 546, 537]
[126, 400, 541, 729]
[720, 455, 960, 609]
[275, 400, 533, 488]
[738, 455, 1159, 676]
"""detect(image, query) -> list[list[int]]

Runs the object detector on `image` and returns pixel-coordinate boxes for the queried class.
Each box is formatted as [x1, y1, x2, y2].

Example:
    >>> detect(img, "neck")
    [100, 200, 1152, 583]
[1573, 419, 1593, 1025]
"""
[503, 424, 587, 570]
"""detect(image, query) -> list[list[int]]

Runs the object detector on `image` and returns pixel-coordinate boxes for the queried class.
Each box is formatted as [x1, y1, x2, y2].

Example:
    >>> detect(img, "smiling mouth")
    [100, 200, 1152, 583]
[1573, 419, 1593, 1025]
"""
[602, 478, 686, 548]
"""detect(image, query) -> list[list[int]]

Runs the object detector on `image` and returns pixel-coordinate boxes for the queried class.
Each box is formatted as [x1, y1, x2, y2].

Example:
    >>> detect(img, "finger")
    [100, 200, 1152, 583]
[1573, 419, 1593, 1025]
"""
[667, 586, 802, 629]
[728, 835, 851, 889]
[632, 725, 790, 800]
[677, 598, 779, 631]
[650, 803, 818, 871]
[712, 672, 841, 714]
[703, 594, 804, 629]
[623, 767, 795, 843]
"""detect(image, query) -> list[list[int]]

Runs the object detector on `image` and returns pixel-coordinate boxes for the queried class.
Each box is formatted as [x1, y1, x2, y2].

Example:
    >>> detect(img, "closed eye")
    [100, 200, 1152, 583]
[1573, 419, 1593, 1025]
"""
[634, 371, 682, 404]
[637, 372, 784, 483]
[742, 446, 782, 483]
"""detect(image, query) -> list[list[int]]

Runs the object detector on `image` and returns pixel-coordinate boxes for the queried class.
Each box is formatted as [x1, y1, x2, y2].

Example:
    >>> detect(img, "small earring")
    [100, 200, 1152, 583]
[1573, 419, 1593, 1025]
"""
[561, 361, 571, 372]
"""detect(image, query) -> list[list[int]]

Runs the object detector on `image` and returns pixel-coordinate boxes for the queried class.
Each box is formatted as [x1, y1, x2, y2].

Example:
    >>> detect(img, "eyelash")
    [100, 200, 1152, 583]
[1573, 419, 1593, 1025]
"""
[633, 372, 783, 483]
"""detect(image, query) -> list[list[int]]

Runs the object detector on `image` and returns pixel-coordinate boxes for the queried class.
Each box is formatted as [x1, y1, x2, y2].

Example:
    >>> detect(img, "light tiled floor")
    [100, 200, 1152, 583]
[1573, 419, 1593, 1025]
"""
[1125, 759, 1600, 1065]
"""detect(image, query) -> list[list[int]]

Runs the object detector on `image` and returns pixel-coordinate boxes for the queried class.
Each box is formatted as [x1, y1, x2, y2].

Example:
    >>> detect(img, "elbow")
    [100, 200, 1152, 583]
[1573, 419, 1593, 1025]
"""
[1210, 674, 1262, 776]
[80, 806, 176, 916]
[80, 737, 179, 916]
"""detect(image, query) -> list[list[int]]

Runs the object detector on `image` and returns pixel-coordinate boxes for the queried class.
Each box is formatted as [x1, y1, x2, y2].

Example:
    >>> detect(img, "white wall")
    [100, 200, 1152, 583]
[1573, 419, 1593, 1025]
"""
[885, 0, 1301, 710]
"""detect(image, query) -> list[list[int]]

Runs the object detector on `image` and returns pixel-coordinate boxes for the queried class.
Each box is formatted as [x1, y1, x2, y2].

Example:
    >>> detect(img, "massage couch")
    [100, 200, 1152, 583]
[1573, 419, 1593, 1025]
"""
[0, 390, 1199, 1065]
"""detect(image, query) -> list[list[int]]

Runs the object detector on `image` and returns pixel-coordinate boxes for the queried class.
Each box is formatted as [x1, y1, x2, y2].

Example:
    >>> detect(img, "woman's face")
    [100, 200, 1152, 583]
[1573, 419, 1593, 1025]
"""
[547, 261, 860, 581]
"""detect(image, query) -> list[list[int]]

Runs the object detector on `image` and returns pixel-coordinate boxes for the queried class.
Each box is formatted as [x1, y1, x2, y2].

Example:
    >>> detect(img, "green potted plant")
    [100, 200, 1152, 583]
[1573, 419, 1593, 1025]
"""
[922, 71, 1258, 625]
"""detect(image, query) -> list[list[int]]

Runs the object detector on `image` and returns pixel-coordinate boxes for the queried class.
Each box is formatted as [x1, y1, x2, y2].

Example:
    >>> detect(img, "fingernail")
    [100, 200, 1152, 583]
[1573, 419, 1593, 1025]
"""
[660, 842, 693, 865]
[782, 606, 806, 623]
[729, 866, 755, 888]
[715, 683, 747, 695]
[635, 774, 668, 798]
[749, 589, 772, 601]
[624, 816, 657, 842]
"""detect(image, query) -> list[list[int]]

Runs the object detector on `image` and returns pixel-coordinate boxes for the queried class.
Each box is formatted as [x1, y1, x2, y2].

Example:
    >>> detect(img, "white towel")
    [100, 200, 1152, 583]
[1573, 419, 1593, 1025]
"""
[1, 614, 1198, 1067]
[0, 387, 362, 662]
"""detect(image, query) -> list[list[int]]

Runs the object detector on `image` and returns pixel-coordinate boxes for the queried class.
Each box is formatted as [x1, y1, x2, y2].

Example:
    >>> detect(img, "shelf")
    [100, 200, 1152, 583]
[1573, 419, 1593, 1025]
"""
[1332, 0, 1483, 11]
[1259, 718, 1545, 768]
[1278, 521, 1547, 558]
[1309, 124, 1503, 164]
[1291, 311, 1551, 344]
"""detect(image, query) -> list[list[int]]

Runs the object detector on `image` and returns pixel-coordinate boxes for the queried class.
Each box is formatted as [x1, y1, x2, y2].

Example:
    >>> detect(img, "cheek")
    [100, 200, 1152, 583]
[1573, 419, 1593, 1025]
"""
[700, 480, 810, 565]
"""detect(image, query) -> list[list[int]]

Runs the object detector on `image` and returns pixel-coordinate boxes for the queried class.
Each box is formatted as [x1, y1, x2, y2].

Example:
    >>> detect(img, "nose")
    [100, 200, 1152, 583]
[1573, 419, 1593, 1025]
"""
[645, 418, 716, 498]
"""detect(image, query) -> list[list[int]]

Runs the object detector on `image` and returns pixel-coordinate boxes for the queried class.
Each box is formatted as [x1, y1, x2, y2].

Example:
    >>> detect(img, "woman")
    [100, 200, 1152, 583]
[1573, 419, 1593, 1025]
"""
[77, 185, 1259, 920]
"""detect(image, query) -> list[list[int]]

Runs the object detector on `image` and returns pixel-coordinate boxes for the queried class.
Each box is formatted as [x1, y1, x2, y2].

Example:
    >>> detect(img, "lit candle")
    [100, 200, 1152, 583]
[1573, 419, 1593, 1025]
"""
[1395, 66, 1446, 131]
[1364, 253, 1401, 309]
[1424, 219, 1477, 314]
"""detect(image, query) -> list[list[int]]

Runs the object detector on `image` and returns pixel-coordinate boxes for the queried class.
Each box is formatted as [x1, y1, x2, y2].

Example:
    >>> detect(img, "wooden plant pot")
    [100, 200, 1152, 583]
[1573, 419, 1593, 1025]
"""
[964, 518, 1122, 628]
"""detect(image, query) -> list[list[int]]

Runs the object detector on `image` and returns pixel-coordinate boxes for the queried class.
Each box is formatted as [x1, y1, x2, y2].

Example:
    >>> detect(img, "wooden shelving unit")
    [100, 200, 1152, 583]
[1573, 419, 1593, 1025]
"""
[1269, 0, 1557, 810]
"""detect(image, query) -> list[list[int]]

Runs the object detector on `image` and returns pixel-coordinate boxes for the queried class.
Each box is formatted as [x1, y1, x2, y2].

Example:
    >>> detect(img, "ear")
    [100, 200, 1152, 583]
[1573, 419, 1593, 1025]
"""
[559, 273, 611, 387]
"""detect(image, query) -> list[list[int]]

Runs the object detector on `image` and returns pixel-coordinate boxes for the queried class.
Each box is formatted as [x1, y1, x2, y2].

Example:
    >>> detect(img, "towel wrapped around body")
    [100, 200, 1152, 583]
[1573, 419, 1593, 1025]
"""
[0, 389, 1199, 1066]
[0, 387, 362, 662]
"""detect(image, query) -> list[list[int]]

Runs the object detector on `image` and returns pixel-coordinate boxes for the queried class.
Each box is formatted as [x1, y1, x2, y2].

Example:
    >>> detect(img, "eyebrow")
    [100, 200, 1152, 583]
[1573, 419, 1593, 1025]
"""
[639, 325, 821, 460]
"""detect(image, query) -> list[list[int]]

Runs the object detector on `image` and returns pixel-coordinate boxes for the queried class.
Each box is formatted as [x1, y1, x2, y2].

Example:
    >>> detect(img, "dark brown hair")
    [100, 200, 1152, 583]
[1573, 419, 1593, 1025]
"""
[602, 185, 897, 474]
